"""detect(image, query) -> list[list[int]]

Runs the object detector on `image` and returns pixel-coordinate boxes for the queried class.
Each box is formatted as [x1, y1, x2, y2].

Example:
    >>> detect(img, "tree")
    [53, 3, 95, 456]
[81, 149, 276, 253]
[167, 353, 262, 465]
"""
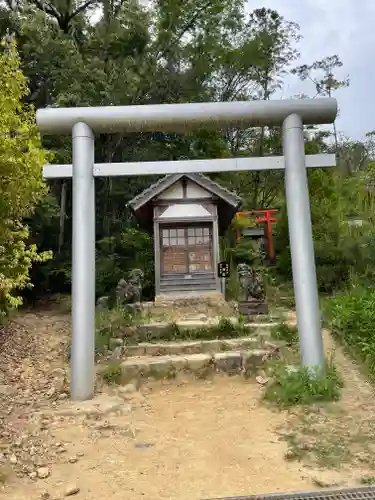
[0, 40, 51, 318]
[292, 55, 349, 150]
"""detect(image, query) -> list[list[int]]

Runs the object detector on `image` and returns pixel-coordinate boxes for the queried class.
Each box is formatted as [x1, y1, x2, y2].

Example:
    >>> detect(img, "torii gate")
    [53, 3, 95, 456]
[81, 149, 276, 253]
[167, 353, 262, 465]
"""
[36, 98, 338, 401]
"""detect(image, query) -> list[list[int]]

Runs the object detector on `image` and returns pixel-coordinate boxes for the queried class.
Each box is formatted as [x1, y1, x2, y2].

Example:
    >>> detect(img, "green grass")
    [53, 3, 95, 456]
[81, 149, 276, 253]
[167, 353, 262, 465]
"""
[324, 286, 375, 379]
[270, 322, 299, 345]
[102, 362, 122, 384]
[141, 317, 254, 343]
[264, 359, 343, 408]
[95, 306, 137, 356]
[95, 308, 255, 350]
[360, 476, 375, 485]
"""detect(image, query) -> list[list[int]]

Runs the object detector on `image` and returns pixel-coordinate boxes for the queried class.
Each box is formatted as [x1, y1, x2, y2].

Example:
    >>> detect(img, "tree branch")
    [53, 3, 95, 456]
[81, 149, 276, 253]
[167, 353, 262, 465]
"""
[67, 0, 97, 23]
[30, 0, 60, 19]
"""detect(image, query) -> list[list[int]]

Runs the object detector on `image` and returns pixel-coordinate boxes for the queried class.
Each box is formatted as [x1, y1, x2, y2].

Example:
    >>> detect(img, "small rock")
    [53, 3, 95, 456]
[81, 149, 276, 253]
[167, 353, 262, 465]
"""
[13, 437, 23, 447]
[94, 420, 111, 430]
[256, 375, 270, 386]
[0, 384, 17, 396]
[9, 454, 18, 464]
[29, 471, 37, 479]
[284, 449, 297, 460]
[59, 393, 68, 400]
[34, 457, 47, 467]
[309, 471, 342, 488]
[119, 383, 137, 395]
[40, 490, 51, 499]
[68, 456, 78, 464]
[110, 347, 122, 360]
[76, 452, 84, 457]
[37, 467, 50, 479]
[109, 338, 123, 349]
[312, 476, 339, 488]
[64, 485, 80, 496]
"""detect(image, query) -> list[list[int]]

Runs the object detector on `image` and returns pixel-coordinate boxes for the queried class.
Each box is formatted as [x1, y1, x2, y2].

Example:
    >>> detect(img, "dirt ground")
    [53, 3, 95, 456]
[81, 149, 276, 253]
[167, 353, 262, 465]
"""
[1, 309, 375, 500]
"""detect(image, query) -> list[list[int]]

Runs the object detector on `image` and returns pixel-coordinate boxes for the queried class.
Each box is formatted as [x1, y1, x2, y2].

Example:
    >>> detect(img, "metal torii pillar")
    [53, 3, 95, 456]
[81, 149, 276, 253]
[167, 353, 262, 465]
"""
[37, 98, 338, 400]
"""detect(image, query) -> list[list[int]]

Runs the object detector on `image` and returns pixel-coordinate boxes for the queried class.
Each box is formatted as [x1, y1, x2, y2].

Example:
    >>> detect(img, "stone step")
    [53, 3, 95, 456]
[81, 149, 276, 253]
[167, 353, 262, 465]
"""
[98, 349, 274, 385]
[117, 321, 278, 341]
[121, 336, 267, 357]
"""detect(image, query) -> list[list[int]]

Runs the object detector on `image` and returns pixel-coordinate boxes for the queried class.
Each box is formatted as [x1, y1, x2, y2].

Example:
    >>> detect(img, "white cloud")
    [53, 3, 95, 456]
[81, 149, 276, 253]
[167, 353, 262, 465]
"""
[247, 0, 375, 140]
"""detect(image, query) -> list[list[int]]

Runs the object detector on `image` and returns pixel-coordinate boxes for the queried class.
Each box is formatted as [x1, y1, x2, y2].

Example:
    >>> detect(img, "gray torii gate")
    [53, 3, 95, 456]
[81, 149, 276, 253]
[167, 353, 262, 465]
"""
[36, 98, 338, 401]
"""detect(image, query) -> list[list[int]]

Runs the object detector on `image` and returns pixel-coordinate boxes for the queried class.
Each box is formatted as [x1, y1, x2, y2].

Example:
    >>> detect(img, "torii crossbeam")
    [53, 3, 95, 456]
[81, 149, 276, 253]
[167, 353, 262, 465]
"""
[37, 98, 338, 401]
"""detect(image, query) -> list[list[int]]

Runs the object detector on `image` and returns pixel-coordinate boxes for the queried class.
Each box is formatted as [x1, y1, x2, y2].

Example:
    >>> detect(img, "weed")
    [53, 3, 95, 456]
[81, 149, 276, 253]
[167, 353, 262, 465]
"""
[264, 359, 343, 408]
[195, 364, 214, 379]
[102, 362, 122, 384]
[282, 418, 353, 468]
[166, 365, 177, 379]
[142, 318, 253, 344]
[271, 323, 299, 345]
[324, 286, 375, 379]
[96, 313, 256, 352]
[95, 306, 137, 356]
[361, 476, 375, 485]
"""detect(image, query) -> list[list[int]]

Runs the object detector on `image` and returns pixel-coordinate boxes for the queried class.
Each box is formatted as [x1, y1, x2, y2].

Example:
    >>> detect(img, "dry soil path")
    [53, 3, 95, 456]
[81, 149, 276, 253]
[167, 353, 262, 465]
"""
[0, 310, 374, 500]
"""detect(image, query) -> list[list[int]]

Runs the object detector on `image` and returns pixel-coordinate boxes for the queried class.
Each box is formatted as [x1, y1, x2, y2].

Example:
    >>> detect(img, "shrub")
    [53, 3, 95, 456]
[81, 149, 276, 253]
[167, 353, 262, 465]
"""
[96, 228, 154, 299]
[0, 41, 52, 318]
[264, 360, 343, 408]
[324, 286, 375, 377]
[102, 363, 122, 384]
[95, 306, 136, 356]
[271, 323, 299, 344]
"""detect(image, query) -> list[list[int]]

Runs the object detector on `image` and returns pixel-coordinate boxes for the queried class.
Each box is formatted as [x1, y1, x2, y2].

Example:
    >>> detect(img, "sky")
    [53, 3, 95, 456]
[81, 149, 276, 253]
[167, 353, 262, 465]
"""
[247, 0, 375, 141]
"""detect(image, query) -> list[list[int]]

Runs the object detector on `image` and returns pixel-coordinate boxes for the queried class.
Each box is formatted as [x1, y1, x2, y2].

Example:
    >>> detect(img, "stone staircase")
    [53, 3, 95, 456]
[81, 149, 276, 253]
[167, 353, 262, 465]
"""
[97, 322, 286, 386]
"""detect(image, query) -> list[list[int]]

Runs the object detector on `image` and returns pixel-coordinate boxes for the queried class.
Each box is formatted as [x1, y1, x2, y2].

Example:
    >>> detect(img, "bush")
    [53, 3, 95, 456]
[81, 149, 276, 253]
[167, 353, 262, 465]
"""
[96, 228, 154, 300]
[0, 41, 52, 318]
[264, 360, 343, 408]
[324, 286, 375, 377]
[95, 307, 136, 355]
[102, 363, 122, 384]
[273, 170, 375, 294]
[271, 323, 299, 345]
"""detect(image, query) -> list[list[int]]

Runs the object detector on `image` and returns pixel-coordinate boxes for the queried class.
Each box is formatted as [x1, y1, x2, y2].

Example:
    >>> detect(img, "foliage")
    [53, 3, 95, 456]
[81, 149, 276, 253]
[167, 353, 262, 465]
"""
[102, 362, 122, 385]
[0, 40, 51, 318]
[1, 0, 370, 310]
[140, 318, 252, 343]
[274, 169, 375, 293]
[270, 323, 298, 345]
[360, 477, 375, 485]
[324, 286, 375, 378]
[96, 228, 154, 299]
[96, 311, 253, 345]
[95, 306, 136, 355]
[264, 360, 343, 408]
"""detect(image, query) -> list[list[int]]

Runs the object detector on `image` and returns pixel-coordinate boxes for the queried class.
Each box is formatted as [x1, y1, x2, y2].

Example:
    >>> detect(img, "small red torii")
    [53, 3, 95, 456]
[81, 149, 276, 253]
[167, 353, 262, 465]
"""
[236, 209, 278, 263]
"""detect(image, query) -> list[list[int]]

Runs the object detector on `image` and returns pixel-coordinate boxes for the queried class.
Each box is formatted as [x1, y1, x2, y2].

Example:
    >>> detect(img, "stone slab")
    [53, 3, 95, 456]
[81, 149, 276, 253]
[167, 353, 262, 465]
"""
[100, 350, 270, 385]
[54, 395, 126, 417]
[123, 337, 261, 358]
